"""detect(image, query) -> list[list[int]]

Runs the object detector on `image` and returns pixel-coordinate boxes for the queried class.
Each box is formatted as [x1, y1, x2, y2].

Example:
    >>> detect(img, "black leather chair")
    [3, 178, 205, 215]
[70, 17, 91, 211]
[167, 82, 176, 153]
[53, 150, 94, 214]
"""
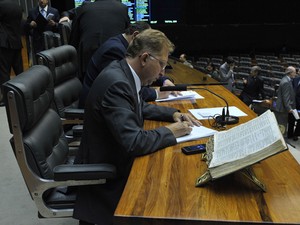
[43, 31, 61, 50]
[36, 45, 83, 126]
[2, 65, 116, 218]
[58, 21, 72, 45]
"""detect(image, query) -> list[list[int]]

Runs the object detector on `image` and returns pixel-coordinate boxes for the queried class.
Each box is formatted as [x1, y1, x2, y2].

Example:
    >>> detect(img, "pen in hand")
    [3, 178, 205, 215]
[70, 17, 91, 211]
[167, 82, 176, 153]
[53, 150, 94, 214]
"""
[180, 114, 184, 122]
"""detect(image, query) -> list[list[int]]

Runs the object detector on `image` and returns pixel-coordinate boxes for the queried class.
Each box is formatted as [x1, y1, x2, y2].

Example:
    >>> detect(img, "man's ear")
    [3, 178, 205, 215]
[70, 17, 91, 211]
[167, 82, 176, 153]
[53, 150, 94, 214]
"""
[140, 52, 149, 66]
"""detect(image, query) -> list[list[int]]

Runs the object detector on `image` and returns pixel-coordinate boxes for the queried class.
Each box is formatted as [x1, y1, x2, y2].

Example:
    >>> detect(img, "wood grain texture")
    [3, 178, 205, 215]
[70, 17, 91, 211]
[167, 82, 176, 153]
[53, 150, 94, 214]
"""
[114, 61, 300, 225]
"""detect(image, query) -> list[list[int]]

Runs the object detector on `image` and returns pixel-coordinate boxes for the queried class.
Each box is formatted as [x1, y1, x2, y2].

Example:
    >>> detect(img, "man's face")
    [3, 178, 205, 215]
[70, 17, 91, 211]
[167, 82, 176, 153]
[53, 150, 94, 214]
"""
[38, 0, 48, 8]
[139, 49, 169, 86]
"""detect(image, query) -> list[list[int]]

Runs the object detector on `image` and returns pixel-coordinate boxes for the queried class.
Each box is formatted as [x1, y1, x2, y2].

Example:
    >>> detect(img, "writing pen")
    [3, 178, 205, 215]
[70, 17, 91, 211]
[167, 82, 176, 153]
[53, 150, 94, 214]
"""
[180, 114, 184, 122]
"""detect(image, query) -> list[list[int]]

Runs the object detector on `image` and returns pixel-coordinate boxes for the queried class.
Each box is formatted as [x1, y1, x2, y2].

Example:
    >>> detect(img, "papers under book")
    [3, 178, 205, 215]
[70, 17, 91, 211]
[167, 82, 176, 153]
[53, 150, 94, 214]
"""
[196, 110, 288, 190]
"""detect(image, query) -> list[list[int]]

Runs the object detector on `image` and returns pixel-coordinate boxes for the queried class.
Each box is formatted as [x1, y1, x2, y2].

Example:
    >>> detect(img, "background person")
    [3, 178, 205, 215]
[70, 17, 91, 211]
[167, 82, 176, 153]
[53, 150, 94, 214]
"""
[219, 56, 236, 92]
[0, 0, 24, 106]
[24, 0, 60, 63]
[239, 66, 265, 106]
[275, 66, 297, 139]
[79, 22, 177, 108]
[69, 0, 130, 81]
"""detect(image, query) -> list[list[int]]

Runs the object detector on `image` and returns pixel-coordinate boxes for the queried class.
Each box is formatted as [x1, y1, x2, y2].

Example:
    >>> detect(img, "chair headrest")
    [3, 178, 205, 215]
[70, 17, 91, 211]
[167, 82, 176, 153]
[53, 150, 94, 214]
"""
[3, 65, 54, 133]
[37, 45, 78, 85]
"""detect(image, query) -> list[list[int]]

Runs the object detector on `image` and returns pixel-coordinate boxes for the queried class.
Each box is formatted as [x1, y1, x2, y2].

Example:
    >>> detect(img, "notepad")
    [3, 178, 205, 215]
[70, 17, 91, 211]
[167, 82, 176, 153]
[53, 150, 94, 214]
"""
[176, 125, 217, 143]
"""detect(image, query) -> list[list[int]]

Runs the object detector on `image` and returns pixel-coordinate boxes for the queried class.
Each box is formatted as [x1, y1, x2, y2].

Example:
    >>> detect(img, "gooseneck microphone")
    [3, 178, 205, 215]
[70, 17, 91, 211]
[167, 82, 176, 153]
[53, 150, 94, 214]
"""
[159, 84, 239, 126]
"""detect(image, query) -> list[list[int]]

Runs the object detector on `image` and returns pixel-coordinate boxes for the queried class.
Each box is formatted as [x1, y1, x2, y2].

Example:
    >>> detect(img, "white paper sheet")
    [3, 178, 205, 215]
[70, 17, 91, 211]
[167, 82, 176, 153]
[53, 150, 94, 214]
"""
[156, 90, 204, 102]
[188, 106, 248, 120]
[176, 125, 217, 143]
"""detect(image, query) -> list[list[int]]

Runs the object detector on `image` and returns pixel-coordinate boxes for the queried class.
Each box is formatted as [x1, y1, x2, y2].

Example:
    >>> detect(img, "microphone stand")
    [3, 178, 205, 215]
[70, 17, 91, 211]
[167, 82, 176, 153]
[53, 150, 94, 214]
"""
[160, 84, 239, 126]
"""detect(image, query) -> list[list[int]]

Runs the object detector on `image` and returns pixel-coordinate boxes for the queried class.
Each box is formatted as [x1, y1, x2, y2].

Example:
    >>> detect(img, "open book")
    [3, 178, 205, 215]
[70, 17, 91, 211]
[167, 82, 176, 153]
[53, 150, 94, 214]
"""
[196, 110, 288, 187]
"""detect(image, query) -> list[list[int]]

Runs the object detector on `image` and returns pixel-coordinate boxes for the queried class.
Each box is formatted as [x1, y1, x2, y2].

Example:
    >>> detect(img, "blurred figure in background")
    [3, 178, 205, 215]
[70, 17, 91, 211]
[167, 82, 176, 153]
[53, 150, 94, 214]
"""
[219, 56, 236, 92]
[24, 0, 60, 63]
[69, 0, 130, 81]
[179, 53, 193, 68]
[0, 0, 23, 106]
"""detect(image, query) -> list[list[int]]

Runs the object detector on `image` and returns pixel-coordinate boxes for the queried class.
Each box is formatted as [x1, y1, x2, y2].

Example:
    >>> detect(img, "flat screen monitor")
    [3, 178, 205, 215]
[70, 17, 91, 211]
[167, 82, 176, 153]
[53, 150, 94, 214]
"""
[74, 0, 95, 8]
[121, 0, 183, 24]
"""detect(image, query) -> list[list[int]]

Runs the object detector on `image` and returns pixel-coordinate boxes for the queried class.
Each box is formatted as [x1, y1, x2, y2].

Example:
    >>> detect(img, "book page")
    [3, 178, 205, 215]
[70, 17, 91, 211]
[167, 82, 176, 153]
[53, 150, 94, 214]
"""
[209, 110, 282, 168]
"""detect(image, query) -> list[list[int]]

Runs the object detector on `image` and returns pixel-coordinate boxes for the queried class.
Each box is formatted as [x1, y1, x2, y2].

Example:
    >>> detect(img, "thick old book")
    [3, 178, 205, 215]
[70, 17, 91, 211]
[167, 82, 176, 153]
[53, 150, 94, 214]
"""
[196, 110, 288, 189]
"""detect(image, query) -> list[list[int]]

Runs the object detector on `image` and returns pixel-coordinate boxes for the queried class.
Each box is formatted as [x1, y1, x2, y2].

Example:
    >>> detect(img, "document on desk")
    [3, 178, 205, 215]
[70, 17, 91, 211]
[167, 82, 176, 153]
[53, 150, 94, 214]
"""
[156, 90, 204, 102]
[189, 106, 247, 120]
[176, 125, 217, 143]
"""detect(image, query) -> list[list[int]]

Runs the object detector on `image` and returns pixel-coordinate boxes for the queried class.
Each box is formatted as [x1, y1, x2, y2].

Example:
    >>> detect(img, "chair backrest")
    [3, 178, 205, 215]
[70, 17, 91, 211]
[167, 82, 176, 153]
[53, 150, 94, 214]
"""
[43, 31, 62, 50]
[58, 21, 72, 45]
[3, 65, 69, 180]
[36, 45, 82, 118]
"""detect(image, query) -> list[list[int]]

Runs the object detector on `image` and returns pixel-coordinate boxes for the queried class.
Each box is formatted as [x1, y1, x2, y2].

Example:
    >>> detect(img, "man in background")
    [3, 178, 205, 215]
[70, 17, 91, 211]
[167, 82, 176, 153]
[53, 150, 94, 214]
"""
[24, 0, 60, 63]
[69, 0, 130, 81]
[239, 66, 265, 106]
[219, 56, 236, 92]
[275, 66, 297, 139]
[79, 21, 177, 108]
[179, 53, 193, 68]
[0, 0, 23, 106]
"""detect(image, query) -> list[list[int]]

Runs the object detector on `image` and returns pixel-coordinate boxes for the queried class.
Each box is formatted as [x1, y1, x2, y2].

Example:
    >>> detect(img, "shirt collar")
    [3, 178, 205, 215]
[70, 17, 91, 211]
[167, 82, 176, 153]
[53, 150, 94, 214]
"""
[39, 5, 48, 12]
[127, 63, 141, 102]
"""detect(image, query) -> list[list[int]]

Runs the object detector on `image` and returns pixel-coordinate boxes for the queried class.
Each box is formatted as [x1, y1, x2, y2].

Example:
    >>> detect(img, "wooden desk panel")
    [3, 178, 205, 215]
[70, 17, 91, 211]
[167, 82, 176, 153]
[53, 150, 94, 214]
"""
[166, 61, 217, 85]
[114, 65, 300, 225]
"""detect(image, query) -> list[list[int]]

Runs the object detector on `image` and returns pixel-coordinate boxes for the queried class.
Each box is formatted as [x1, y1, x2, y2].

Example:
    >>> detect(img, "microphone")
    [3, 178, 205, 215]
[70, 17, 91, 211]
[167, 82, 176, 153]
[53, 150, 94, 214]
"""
[159, 84, 239, 126]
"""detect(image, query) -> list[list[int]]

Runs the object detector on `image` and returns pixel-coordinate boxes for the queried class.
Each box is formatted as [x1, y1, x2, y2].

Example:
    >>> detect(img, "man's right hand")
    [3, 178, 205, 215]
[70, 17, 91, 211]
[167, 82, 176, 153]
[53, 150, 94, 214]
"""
[165, 121, 193, 138]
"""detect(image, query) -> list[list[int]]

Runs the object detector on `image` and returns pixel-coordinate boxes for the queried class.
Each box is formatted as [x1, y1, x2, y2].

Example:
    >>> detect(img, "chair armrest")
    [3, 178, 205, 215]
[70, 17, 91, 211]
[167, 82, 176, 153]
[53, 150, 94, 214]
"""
[53, 164, 116, 181]
[64, 108, 84, 120]
[72, 124, 83, 138]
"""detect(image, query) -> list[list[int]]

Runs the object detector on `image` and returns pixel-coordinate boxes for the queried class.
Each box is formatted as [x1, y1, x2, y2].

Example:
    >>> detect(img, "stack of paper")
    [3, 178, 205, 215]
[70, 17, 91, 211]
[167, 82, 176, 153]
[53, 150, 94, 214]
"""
[156, 90, 204, 102]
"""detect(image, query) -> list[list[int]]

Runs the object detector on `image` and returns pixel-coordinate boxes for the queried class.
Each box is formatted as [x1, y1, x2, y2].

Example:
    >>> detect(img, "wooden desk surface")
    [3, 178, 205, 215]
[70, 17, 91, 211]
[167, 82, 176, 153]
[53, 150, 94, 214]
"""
[114, 63, 300, 225]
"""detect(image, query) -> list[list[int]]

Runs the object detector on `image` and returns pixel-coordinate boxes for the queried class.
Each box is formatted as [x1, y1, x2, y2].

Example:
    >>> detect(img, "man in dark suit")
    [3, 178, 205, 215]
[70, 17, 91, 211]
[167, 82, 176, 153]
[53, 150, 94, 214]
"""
[275, 66, 297, 139]
[79, 21, 177, 108]
[69, 0, 130, 81]
[0, 0, 23, 106]
[73, 29, 201, 225]
[239, 66, 265, 106]
[292, 73, 300, 139]
[24, 0, 60, 62]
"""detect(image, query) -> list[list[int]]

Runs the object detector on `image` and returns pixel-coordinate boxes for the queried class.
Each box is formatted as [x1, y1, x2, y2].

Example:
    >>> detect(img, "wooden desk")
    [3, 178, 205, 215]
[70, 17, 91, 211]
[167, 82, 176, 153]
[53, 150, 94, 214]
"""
[114, 63, 300, 225]
[166, 60, 217, 84]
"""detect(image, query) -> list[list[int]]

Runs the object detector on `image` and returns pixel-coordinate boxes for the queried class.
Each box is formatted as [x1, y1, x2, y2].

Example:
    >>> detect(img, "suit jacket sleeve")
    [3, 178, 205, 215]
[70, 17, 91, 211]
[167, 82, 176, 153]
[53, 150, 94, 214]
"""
[140, 86, 157, 102]
[101, 81, 177, 157]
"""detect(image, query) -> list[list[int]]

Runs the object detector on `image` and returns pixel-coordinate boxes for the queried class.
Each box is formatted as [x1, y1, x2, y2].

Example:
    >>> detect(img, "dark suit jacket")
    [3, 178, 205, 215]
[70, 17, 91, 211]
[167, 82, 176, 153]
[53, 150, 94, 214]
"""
[24, 5, 60, 53]
[240, 75, 265, 106]
[293, 76, 300, 109]
[73, 59, 178, 225]
[69, 0, 130, 80]
[0, 0, 22, 50]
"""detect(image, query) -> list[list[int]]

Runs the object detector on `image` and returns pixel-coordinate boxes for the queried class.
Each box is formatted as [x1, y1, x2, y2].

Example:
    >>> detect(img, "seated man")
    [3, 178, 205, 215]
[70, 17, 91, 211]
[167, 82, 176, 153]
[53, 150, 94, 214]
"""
[73, 29, 201, 225]
[239, 66, 265, 106]
[79, 21, 177, 108]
